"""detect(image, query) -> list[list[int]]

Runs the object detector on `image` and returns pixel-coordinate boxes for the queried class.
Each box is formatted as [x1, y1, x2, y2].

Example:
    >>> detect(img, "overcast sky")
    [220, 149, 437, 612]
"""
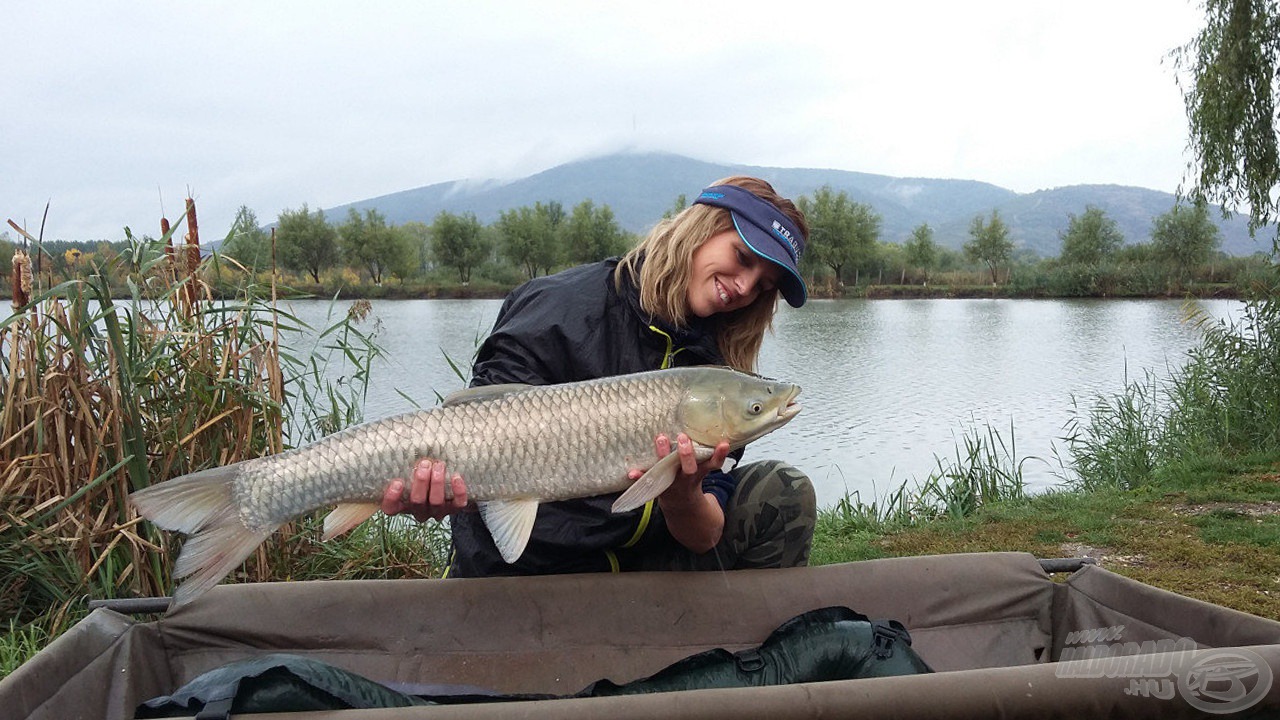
[4, 1, 1206, 242]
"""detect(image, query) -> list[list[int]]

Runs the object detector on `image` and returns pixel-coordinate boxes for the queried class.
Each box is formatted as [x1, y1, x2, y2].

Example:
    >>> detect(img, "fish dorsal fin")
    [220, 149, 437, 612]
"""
[441, 383, 532, 407]
[478, 499, 541, 564]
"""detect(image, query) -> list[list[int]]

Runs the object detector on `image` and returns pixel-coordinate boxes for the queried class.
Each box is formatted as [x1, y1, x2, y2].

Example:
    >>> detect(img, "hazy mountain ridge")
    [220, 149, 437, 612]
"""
[322, 152, 1269, 257]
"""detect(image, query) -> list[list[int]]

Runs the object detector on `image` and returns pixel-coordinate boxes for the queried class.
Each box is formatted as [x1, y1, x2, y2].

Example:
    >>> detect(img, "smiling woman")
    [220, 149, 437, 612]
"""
[617, 176, 810, 373]
[379, 176, 819, 581]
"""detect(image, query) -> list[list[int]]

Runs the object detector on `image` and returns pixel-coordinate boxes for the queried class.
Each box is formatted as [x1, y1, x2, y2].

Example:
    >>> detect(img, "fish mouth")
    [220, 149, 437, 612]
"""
[778, 385, 802, 421]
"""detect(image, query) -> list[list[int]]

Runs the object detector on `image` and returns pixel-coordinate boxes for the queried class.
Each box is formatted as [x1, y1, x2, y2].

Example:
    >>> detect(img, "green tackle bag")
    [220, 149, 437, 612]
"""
[136, 606, 932, 718]
[585, 606, 933, 696]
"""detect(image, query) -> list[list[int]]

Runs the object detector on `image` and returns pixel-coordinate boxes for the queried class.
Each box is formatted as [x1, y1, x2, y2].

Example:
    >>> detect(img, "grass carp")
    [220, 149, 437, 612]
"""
[130, 366, 802, 606]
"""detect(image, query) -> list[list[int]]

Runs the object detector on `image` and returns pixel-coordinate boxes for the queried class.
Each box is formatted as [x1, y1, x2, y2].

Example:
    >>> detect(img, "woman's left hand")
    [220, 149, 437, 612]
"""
[627, 433, 729, 496]
[629, 433, 729, 553]
[659, 433, 729, 501]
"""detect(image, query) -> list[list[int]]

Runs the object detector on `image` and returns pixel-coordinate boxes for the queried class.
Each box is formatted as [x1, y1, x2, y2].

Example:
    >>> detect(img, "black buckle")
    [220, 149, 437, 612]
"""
[871, 622, 900, 659]
[734, 648, 766, 673]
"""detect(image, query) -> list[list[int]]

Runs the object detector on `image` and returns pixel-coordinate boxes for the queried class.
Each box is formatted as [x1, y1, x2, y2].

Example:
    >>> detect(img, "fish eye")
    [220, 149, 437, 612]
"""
[750, 402, 763, 414]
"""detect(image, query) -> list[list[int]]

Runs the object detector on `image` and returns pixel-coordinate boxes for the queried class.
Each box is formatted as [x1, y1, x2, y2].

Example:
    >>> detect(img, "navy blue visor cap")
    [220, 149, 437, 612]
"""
[693, 184, 807, 307]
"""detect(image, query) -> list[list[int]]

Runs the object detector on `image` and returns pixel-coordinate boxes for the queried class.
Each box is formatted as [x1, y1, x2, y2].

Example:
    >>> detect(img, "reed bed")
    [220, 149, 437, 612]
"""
[1065, 282, 1280, 491]
[0, 201, 434, 641]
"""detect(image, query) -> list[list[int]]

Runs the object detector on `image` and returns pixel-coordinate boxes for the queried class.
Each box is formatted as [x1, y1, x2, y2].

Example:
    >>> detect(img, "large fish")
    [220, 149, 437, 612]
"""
[130, 366, 802, 606]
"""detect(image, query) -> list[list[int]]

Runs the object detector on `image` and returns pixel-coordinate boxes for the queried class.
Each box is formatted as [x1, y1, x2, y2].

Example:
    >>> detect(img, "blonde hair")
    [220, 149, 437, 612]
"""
[615, 176, 807, 373]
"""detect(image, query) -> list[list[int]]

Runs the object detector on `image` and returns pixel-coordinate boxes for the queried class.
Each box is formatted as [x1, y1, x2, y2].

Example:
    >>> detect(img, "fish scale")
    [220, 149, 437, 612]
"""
[130, 366, 802, 607]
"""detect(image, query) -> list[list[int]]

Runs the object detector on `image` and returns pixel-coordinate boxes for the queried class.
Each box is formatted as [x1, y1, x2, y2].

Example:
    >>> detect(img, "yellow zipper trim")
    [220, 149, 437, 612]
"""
[620, 500, 654, 548]
[604, 550, 620, 573]
[648, 325, 686, 369]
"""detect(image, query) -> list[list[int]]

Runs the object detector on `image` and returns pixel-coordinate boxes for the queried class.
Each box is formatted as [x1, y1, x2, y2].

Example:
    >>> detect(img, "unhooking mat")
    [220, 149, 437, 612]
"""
[136, 606, 933, 717]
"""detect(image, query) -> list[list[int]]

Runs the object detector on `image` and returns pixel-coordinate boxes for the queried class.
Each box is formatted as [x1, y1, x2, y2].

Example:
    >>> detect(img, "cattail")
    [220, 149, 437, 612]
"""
[161, 217, 174, 265]
[11, 248, 31, 308]
[184, 198, 200, 307]
[184, 198, 199, 275]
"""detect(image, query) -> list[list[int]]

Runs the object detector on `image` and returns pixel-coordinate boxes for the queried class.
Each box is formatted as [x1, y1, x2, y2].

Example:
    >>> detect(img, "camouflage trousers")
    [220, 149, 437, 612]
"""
[623, 460, 816, 572]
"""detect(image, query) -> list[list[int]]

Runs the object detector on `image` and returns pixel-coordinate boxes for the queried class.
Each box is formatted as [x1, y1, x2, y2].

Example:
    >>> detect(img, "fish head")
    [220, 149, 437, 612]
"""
[677, 368, 802, 448]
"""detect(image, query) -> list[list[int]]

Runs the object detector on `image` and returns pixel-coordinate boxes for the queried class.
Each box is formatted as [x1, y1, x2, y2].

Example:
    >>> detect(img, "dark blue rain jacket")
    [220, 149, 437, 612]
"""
[447, 258, 738, 577]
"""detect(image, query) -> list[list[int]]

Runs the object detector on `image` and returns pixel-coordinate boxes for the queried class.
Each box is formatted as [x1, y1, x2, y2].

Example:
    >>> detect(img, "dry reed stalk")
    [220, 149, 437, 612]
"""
[268, 227, 283, 452]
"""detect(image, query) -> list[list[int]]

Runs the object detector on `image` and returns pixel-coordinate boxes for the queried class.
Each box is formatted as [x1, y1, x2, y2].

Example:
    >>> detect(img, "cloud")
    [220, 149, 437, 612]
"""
[2, 1, 1206, 241]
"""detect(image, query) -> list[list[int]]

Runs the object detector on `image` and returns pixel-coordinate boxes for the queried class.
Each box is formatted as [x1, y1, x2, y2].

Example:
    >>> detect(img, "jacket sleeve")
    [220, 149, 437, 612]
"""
[701, 470, 737, 510]
[470, 283, 576, 387]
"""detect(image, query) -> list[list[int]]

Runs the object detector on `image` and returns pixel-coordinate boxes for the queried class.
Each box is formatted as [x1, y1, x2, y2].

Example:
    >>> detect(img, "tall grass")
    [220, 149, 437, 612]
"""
[0, 203, 438, 653]
[1061, 373, 1166, 491]
[1064, 281, 1280, 490]
[819, 421, 1029, 534]
[0, 618, 52, 678]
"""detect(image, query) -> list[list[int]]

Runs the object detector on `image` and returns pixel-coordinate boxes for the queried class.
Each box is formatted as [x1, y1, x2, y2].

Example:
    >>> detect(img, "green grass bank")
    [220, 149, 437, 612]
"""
[812, 452, 1280, 619]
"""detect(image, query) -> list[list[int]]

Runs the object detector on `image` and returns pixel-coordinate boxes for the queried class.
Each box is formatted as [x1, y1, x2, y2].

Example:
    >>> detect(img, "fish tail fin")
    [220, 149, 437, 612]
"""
[129, 465, 275, 608]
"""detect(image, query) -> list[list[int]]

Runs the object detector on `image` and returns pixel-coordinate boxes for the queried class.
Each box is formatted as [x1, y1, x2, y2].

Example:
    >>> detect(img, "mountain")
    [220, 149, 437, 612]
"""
[932, 183, 1269, 257]
[318, 152, 1271, 258]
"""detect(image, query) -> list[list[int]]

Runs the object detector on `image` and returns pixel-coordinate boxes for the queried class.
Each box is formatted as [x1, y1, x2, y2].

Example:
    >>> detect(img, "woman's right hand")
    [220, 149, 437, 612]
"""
[382, 458, 469, 522]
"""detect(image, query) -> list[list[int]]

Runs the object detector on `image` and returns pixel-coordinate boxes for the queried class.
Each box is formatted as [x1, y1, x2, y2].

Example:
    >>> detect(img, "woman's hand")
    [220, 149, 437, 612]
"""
[382, 458, 469, 522]
[641, 433, 729, 553]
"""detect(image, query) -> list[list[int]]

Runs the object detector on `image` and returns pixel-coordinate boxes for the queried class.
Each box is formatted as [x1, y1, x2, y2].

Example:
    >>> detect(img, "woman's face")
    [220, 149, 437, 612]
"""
[686, 230, 782, 318]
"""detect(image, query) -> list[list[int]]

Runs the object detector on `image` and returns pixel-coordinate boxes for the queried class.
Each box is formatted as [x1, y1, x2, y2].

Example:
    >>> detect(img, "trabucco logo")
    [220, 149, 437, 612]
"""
[771, 220, 802, 260]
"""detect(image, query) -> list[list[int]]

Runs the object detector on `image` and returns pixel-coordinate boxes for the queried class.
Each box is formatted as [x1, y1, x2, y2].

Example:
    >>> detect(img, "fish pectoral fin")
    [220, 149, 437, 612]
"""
[478, 499, 541, 564]
[322, 502, 380, 541]
[612, 451, 682, 513]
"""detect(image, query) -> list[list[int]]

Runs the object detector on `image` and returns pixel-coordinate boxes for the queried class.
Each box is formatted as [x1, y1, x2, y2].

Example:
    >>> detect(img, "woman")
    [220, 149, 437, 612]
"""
[383, 176, 817, 577]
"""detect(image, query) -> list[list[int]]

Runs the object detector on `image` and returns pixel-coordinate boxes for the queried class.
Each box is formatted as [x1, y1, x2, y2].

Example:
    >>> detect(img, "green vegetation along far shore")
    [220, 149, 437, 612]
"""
[4, 178, 1276, 307]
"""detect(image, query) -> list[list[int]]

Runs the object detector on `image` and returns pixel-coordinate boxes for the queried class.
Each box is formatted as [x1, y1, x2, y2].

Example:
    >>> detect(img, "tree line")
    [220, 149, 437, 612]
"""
[218, 198, 630, 286]
[796, 185, 1260, 294]
[2, 186, 1268, 297]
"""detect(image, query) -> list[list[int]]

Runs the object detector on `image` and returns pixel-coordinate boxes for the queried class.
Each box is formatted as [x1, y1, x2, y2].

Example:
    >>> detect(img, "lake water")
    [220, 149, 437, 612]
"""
[282, 297, 1242, 508]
